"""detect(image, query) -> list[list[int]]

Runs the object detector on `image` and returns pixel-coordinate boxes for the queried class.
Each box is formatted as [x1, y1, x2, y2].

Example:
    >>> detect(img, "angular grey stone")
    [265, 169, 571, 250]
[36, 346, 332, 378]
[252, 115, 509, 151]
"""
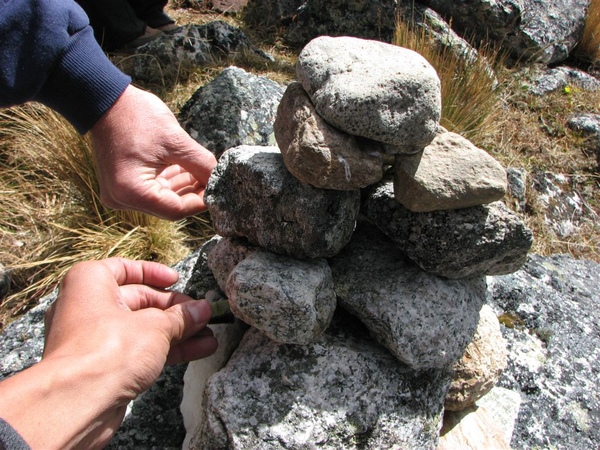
[274, 82, 384, 190]
[438, 387, 520, 450]
[226, 251, 336, 344]
[205, 146, 361, 259]
[488, 253, 600, 449]
[206, 236, 259, 292]
[179, 67, 284, 157]
[362, 179, 533, 278]
[428, 0, 588, 64]
[393, 131, 507, 212]
[297, 36, 441, 149]
[132, 21, 273, 83]
[190, 313, 451, 449]
[445, 304, 508, 411]
[506, 167, 527, 213]
[329, 223, 486, 369]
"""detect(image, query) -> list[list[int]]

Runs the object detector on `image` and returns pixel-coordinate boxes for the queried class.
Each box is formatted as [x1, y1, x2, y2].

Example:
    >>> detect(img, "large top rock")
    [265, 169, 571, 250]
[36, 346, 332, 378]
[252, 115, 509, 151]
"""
[296, 36, 441, 150]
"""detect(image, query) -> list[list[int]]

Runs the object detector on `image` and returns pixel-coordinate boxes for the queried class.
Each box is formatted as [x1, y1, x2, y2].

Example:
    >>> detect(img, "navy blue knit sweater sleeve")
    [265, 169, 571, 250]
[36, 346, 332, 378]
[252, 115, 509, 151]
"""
[0, 0, 131, 134]
[0, 418, 30, 450]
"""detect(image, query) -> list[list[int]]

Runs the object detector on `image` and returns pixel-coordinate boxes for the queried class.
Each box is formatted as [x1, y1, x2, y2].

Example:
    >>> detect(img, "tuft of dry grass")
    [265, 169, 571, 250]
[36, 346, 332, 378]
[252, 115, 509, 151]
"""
[394, 18, 504, 145]
[574, 0, 600, 66]
[0, 104, 191, 325]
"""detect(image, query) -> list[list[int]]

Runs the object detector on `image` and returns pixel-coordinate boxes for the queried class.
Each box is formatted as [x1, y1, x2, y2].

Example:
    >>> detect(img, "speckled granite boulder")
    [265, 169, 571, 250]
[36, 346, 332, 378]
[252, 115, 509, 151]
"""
[329, 223, 486, 369]
[363, 178, 533, 278]
[205, 146, 360, 259]
[188, 311, 451, 449]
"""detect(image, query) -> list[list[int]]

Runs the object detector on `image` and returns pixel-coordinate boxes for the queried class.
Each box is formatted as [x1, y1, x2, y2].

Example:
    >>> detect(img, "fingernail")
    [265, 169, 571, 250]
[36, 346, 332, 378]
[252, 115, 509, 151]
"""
[186, 301, 206, 325]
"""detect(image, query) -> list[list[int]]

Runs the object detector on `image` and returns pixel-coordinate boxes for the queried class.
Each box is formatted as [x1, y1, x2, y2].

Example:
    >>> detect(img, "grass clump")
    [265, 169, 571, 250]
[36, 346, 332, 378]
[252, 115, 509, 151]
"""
[393, 17, 504, 145]
[0, 104, 191, 325]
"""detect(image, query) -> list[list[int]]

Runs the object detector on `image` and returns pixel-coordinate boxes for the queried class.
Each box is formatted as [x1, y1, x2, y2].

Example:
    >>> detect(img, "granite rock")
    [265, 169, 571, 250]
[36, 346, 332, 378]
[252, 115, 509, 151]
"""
[205, 146, 360, 259]
[297, 36, 441, 150]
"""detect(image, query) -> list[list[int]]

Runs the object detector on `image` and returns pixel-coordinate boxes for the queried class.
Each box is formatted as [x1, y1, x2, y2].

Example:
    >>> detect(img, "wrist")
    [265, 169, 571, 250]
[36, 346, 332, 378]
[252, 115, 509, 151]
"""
[0, 354, 127, 449]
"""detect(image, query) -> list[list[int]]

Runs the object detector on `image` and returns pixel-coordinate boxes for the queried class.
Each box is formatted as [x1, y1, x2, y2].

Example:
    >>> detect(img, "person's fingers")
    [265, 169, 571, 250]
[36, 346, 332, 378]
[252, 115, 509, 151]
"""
[161, 134, 217, 187]
[166, 330, 218, 365]
[162, 300, 213, 341]
[100, 258, 179, 289]
[118, 285, 199, 313]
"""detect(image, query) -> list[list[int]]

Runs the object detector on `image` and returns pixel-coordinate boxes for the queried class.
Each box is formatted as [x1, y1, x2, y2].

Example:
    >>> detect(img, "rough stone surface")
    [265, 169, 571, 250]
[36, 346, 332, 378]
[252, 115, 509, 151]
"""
[244, 0, 397, 48]
[189, 311, 452, 450]
[297, 36, 441, 149]
[531, 171, 589, 238]
[427, 0, 588, 64]
[506, 167, 527, 213]
[179, 67, 284, 158]
[438, 387, 520, 450]
[445, 304, 508, 411]
[329, 223, 486, 370]
[393, 131, 507, 212]
[362, 178, 534, 278]
[226, 251, 336, 344]
[132, 21, 273, 82]
[567, 113, 600, 165]
[524, 65, 600, 96]
[181, 322, 247, 450]
[205, 146, 361, 259]
[206, 236, 258, 292]
[488, 253, 600, 449]
[274, 82, 384, 190]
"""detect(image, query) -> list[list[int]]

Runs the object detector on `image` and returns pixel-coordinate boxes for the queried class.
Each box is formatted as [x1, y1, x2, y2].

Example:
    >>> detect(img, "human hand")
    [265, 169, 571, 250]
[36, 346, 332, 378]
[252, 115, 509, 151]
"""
[0, 258, 217, 449]
[90, 85, 217, 221]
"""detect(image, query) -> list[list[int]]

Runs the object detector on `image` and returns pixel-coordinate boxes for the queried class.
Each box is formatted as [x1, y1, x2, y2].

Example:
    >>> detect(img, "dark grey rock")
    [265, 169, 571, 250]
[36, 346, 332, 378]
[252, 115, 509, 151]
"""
[362, 178, 533, 278]
[245, 0, 398, 48]
[179, 67, 284, 158]
[0, 264, 9, 301]
[506, 167, 527, 213]
[132, 21, 273, 82]
[205, 146, 361, 259]
[329, 223, 486, 369]
[191, 311, 452, 449]
[488, 253, 600, 449]
[427, 0, 588, 64]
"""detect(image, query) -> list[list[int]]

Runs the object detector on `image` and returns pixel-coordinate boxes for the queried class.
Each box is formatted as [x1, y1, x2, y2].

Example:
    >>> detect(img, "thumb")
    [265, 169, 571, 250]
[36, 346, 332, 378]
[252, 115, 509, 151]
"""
[164, 299, 213, 342]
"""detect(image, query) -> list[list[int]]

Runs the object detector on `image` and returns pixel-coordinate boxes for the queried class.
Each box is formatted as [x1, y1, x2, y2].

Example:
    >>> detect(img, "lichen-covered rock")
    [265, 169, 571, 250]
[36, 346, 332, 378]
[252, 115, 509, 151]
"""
[297, 36, 441, 150]
[205, 146, 360, 259]
[132, 22, 273, 82]
[329, 223, 486, 370]
[427, 0, 588, 64]
[226, 251, 336, 344]
[189, 312, 452, 449]
[488, 253, 600, 449]
[445, 304, 508, 411]
[362, 178, 533, 278]
[179, 67, 284, 157]
[394, 131, 507, 212]
[274, 82, 384, 190]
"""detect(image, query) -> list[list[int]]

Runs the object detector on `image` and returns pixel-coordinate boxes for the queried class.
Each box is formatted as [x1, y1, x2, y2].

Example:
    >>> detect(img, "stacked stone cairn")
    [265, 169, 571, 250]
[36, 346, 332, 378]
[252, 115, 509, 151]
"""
[187, 36, 532, 449]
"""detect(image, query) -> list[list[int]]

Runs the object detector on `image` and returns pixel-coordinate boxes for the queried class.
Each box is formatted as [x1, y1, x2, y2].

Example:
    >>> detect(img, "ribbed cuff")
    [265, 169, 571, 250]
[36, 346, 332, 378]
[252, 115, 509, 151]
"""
[35, 26, 131, 134]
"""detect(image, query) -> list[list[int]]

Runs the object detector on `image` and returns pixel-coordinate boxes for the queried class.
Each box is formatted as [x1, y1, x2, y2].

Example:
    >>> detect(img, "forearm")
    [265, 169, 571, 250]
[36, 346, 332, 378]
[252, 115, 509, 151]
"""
[0, 0, 130, 134]
[0, 355, 127, 449]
